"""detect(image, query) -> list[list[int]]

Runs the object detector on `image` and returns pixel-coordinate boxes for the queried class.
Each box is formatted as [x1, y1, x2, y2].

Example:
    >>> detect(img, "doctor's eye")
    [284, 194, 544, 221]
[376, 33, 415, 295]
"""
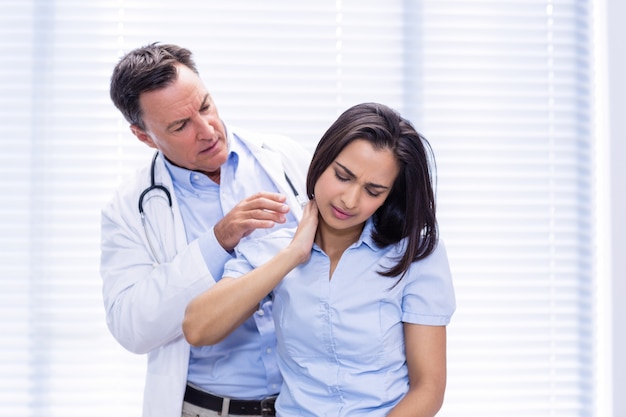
[173, 121, 188, 132]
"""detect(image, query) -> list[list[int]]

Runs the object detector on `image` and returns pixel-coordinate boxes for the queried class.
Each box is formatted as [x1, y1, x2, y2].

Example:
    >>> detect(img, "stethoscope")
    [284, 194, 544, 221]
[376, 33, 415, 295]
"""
[138, 151, 172, 216]
[138, 152, 174, 264]
[138, 151, 306, 263]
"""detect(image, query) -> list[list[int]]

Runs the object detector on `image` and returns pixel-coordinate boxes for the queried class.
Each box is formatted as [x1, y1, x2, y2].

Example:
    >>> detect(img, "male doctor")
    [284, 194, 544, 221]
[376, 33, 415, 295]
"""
[100, 43, 310, 417]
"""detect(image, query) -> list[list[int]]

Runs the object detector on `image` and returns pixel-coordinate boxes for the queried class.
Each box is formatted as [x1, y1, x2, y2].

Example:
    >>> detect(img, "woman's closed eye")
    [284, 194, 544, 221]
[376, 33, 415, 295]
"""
[365, 188, 383, 198]
[335, 170, 384, 198]
[334, 170, 350, 182]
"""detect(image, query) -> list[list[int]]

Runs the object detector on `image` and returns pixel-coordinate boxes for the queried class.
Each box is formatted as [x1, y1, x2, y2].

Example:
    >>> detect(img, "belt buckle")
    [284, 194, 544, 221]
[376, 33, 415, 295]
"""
[260, 395, 277, 417]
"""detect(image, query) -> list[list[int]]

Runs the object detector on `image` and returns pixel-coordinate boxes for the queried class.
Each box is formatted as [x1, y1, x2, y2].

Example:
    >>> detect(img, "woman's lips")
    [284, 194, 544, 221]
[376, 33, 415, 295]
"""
[332, 205, 353, 220]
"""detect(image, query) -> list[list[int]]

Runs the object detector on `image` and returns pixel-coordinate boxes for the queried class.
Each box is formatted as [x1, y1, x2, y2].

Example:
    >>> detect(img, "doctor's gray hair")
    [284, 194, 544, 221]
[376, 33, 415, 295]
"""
[110, 42, 198, 131]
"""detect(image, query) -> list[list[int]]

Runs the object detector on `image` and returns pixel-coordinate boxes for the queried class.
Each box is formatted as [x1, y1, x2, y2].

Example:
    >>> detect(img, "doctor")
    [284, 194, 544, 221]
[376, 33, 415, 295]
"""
[100, 43, 310, 417]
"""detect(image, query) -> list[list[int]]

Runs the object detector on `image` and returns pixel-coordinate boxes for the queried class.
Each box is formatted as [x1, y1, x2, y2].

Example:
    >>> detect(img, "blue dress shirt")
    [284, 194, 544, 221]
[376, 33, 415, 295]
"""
[165, 130, 297, 399]
[224, 219, 456, 416]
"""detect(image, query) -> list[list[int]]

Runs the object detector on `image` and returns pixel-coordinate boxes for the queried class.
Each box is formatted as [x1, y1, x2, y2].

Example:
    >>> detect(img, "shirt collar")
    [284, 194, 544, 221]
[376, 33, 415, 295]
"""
[313, 218, 380, 253]
[358, 218, 380, 251]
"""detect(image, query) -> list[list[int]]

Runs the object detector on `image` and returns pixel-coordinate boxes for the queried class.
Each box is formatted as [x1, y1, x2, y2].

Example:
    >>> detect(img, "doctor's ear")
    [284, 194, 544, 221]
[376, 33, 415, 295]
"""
[130, 124, 157, 149]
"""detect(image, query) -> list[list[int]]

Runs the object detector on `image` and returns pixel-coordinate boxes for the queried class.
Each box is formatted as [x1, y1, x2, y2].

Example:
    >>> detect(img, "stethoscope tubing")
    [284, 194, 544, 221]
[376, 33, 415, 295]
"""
[138, 151, 173, 216]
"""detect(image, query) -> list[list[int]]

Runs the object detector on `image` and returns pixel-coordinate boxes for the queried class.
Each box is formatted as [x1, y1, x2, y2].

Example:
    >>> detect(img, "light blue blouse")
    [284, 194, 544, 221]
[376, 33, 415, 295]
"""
[224, 219, 456, 416]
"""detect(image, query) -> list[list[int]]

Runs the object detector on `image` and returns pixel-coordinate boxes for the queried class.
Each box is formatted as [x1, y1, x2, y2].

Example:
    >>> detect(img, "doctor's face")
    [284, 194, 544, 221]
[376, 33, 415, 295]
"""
[131, 64, 228, 178]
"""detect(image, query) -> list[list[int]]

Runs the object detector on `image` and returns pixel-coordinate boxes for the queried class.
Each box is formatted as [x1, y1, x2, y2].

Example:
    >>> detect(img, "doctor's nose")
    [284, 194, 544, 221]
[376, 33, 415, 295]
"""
[197, 118, 217, 139]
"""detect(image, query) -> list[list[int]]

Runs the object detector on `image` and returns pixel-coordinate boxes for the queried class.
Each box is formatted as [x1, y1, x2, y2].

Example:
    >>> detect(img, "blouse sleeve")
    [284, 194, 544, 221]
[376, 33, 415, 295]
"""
[401, 239, 456, 326]
[222, 228, 295, 280]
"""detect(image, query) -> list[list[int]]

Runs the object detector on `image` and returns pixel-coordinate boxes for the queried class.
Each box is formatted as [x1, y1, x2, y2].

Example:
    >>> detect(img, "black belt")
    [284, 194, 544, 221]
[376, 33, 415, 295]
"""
[184, 384, 277, 416]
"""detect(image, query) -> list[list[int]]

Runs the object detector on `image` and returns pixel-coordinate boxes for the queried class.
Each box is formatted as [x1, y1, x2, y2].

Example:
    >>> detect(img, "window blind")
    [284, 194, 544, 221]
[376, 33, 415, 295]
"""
[0, 1, 599, 416]
[0, 1, 36, 413]
[419, 2, 595, 416]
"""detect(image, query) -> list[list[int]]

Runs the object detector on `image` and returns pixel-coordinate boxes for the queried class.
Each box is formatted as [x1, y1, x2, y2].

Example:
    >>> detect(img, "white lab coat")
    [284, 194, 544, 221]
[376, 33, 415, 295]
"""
[100, 127, 311, 417]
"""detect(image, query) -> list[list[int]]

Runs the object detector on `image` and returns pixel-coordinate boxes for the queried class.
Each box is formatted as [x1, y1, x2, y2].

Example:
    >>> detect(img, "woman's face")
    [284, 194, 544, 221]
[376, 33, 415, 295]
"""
[314, 139, 400, 236]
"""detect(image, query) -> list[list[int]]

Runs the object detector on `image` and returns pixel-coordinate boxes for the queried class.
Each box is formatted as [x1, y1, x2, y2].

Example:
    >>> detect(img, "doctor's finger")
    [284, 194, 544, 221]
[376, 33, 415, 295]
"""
[244, 207, 288, 224]
[244, 197, 290, 215]
[244, 191, 287, 204]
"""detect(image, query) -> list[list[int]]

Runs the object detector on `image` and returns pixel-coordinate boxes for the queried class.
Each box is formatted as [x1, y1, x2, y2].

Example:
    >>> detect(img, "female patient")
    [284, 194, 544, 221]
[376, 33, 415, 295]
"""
[184, 102, 456, 417]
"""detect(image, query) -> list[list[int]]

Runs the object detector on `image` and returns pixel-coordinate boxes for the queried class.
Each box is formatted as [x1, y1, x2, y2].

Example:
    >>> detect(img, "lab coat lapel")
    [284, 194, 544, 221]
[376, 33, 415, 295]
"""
[254, 146, 304, 222]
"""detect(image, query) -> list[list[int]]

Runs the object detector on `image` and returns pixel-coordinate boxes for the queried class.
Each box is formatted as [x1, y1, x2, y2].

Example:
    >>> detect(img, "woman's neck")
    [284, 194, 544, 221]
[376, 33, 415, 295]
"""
[315, 220, 364, 279]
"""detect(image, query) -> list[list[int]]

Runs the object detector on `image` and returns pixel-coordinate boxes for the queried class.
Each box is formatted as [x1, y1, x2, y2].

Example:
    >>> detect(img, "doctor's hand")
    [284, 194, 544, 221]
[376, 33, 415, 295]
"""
[214, 192, 290, 252]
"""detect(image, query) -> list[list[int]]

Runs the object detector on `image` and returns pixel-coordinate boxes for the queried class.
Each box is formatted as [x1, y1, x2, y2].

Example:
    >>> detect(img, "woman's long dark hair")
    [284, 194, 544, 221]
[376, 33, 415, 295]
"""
[306, 102, 438, 278]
